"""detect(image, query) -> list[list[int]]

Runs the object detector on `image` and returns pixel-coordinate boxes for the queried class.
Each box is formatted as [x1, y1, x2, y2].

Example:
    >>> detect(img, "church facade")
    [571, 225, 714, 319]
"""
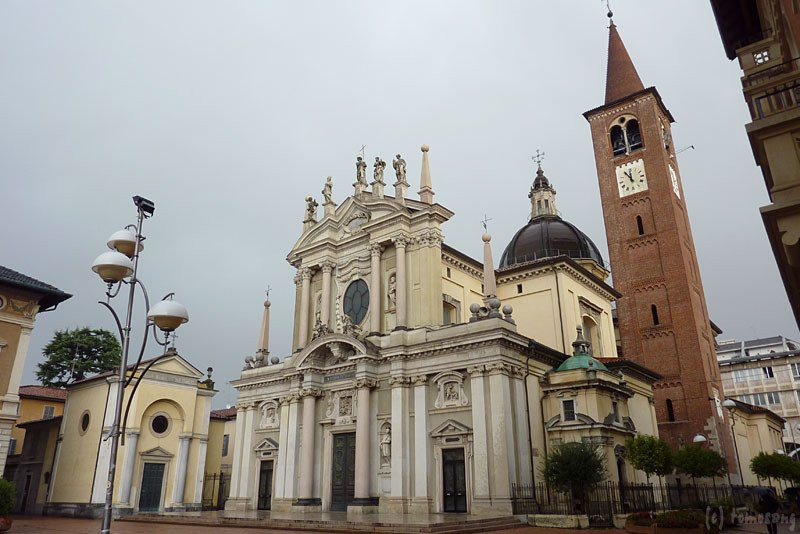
[225, 144, 661, 515]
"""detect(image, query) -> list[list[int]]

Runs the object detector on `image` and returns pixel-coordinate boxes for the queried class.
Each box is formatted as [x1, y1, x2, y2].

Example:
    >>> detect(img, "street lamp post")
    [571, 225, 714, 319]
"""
[722, 399, 744, 486]
[91, 196, 188, 534]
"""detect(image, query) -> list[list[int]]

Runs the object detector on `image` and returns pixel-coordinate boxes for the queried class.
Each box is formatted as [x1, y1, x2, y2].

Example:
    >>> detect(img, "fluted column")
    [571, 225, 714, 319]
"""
[394, 237, 408, 330]
[411, 375, 429, 505]
[321, 262, 333, 328]
[354, 378, 377, 504]
[298, 268, 312, 349]
[369, 244, 383, 334]
[297, 388, 321, 505]
[468, 365, 490, 500]
[119, 431, 139, 504]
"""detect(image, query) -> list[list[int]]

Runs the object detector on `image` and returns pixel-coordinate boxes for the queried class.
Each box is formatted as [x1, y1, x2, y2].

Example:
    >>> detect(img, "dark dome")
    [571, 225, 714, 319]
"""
[499, 216, 605, 269]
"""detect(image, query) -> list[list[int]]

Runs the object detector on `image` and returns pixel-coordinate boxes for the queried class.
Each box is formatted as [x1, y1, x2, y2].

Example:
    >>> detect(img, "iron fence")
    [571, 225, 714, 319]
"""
[201, 471, 231, 511]
[511, 481, 773, 518]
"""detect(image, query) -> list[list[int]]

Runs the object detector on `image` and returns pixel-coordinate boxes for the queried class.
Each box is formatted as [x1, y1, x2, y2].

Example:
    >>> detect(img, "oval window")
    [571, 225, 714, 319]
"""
[151, 414, 169, 435]
[343, 280, 369, 325]
[80, 412, 90, 432]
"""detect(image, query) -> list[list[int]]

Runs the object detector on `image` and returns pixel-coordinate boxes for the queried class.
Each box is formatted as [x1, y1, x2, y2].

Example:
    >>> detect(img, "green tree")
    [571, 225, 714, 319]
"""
[36, 327, 121, 387]
[625, 435, 674, 484]
[750, 452, 800, 485]
[673, 445, 727, 486]
[541, 441, 607, 511]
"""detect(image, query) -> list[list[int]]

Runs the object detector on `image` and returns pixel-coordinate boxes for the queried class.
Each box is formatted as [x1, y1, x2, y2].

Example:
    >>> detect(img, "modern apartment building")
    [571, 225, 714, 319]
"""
[718, 335, 800, 454]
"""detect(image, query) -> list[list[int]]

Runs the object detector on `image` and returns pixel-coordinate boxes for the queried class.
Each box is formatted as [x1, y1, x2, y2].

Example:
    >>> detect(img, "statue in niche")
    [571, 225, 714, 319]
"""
[260, 404, 277, 429]
[393, 154, 407, 184]
[304, 196, 318, 222]
[315, 294, 322, 324]
[387, 273, 397, 309]
[380, 426, 392, 466]
[444, 382, 459, 403]
[373, 157, 386, 184]
[322, 176, 334, 204]
[355, 156, 368, 185]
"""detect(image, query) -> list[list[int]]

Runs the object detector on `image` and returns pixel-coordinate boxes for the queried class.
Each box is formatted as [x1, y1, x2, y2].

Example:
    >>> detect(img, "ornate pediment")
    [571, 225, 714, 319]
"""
[140, 446, 173, 459]
[255, 437, 279, 459]
[295, 334, 373, 369]
[430, 419, 472, 438]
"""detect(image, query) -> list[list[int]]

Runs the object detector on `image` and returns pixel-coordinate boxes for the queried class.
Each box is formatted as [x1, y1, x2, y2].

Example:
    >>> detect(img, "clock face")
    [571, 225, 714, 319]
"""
[670, 165, 681, 199]
[616, 159, 648, 197]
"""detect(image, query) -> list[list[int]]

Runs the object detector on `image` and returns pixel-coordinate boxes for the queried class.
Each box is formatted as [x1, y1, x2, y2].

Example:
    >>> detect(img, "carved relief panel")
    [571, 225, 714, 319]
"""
[432, 371, 469, 409]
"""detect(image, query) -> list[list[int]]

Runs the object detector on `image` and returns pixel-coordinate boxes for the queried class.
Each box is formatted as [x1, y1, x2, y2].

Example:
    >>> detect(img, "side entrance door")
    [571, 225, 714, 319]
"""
[442, 448, 467, 513]
[330, 432, 356, 511]
[139, 462, 165, 512]
[257, 460, 273, 510]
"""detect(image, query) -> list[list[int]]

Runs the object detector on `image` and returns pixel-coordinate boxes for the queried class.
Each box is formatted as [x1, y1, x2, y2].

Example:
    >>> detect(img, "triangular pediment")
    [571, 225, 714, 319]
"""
[140, 446, 173, 458]
[255, 437, 279, 452]
[148, 354, 204, 379]
[430, 419, 472, 438]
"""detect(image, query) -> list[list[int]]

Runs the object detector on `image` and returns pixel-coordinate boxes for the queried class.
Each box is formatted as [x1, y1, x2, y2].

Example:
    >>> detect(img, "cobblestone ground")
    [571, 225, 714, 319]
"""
[7, 516, 623, 534]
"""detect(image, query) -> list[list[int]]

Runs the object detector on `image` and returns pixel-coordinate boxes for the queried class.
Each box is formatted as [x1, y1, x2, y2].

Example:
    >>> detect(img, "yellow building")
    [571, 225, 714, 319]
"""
[0, 266, 70, 476]
[45, 348, 217, 516]
[726, 398, 786, 486]
[203, 407, 236, 509]
[9, 385, 66, 456]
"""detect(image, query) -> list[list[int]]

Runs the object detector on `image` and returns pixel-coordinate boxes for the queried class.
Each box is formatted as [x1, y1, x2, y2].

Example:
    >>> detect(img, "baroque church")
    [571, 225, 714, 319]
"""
[224, 19, 731, 516]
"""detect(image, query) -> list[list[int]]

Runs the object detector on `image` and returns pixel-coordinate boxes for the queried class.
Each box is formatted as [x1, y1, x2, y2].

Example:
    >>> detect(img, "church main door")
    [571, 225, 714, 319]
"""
[139, 462, 165, 512]
[257, 460, 273, 510]
[330, 432, 356, 511]
[442, 448, 467, 513]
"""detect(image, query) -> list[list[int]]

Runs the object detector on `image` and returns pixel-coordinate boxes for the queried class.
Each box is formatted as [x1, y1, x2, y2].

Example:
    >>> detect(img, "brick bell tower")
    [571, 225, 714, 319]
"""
[584, 19, 736, 471]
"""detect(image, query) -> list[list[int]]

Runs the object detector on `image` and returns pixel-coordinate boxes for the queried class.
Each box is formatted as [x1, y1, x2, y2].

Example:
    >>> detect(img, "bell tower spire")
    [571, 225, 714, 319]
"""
[604, 20, 645, 104]
[528, 152, 557, 219]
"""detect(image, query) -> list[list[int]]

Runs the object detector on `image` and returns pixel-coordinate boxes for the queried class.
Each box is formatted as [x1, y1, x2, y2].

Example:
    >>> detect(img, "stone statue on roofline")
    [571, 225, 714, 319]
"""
[393, 154, 408, 184]
[322, 176, 333, 204]
[304, 196, 318, 223]
[373, 157, 386, 185]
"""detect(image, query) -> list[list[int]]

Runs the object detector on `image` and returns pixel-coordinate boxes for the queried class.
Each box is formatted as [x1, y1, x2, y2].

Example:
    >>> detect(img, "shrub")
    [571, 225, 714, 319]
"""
[627, 511, 655, 526]
[0, 479, 16, 515]
[654, 509, 705, 528]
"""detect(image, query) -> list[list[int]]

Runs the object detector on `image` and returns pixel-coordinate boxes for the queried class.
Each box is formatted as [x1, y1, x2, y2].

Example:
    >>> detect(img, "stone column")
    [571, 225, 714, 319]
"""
[237, 404, 257, 501]
[369, 244, 383, 334]
[512, 368, 532, 484]
[467, 365, 490, 504]
[389, 376, 409, 512]
[298, 267, 312, 349]
[393, 237, 408, 330]
[119, 431, 140, 504]
[227, 406, 246, 501]
[353, 378, 377, 504]
[273, 397, 292, 500]
[296, 388, 321, 505]
[487, 363, 517, 504]
[321, 262, 333, 328]
[411, 375, 430, 512]
[193, 438, 209, 505]
[172, 435, 192, 506]
[283, 395, 301, 500]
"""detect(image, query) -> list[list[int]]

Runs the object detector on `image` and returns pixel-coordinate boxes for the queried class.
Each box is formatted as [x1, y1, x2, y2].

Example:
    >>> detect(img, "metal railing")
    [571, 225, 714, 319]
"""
[201, 471, 231, 511]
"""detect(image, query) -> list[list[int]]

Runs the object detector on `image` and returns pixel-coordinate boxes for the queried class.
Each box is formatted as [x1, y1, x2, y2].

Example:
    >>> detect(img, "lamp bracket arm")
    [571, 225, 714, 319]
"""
[98, 301, 125, 345]
[125, 322, 154, 388]
[120, 349, 169, 444]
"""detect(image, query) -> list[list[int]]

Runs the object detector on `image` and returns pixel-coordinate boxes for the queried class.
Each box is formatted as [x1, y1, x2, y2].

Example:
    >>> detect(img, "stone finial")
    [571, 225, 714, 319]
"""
[257, 297, 271, 355]
[502, 304, 515, 325]
[418, 144, 434, 204]
[482, 231, 497, 303]
[572, 326, 592, 356]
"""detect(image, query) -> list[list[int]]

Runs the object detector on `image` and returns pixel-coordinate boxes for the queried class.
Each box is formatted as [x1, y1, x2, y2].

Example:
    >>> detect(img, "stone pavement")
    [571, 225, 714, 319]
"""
[7, 516, 623, 534]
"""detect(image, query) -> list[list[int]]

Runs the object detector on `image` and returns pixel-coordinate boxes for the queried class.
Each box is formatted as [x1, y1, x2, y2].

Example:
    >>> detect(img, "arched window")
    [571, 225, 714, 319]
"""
[651, 304, 660, 326]
[626, 120, 643, 151]
[636, 215, 645, 236]
[610, 125, 626, 156]
[443, 301, 457, 325]
[609, 116, 645, 156]
[666, 399, 675, 422]
[582, 315, 600, 356]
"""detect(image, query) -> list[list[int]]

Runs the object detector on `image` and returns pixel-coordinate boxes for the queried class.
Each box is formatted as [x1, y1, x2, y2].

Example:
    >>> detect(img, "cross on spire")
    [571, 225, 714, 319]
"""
[481, 214, 492, 232]
[603, 0, 613, 20]
[532, 150, 545, 169]
[358, 144, 366, 159]
[265, 285, 272, 300]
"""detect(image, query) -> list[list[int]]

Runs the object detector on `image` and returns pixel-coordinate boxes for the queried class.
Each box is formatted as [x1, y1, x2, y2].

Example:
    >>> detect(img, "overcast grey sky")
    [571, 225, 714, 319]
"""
[2, 1, 796, 408]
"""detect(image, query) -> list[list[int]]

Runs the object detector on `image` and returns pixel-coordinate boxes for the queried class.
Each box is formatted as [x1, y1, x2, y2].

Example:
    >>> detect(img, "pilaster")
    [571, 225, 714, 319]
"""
[351, 378, 378, 509]
[467, 365, 491, 510]
[385, 375, 410, 513]
[298, 268, 313, 349]
[486, 363, 516, 506]
[295, 387, 322, 509]
[119, 431, 140, 504]
[393, 237, 408, 330]
[410, 374, 431, 514]
[369, 244, 383, 335]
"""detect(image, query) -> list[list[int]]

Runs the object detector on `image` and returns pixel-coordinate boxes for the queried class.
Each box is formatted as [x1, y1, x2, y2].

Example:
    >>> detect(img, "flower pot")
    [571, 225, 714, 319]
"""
[0, 516, 13, 532]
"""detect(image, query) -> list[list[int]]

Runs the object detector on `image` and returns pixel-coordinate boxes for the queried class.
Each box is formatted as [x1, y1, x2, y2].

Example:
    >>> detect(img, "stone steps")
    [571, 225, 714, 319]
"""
[121, 514, 525, 533]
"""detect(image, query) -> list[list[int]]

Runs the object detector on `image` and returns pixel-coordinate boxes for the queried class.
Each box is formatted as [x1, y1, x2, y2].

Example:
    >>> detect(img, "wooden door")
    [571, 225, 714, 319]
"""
[139, 462, 165, 512]
[257, 460, 273, 510]
[330, 432, 356, 511]
[442, 448, 467, 513]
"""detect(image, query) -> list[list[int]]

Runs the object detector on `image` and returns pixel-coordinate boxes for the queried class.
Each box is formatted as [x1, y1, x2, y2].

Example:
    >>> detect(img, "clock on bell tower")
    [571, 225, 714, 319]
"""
[583, 19, 736, 472]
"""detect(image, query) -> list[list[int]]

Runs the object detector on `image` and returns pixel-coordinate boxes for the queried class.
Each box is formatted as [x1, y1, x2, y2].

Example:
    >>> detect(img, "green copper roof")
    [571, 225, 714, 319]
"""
[555, 352, 609, 372]
[553, 326, 609, 372]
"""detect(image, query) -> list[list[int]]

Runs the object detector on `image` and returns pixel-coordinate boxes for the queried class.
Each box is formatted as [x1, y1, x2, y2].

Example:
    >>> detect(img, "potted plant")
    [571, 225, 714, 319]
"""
[0, 479, 16, 531]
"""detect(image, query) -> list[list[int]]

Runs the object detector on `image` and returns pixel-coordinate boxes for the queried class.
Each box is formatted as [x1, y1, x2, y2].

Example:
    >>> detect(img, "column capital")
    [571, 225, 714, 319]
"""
[369, 243, 385, 256]
[392, 235, 409, 248]
[388, 375, 410, 388]
[279, 393, 301, 405]
[355, 378, 378, 390]
[410, 374, 428, 386]
[321, 261, 335, 273]
[299, 267, 313, 280]
[236, 401, 257, 410]
[125, 430, 140, 438]
[509, 365, 526, 378]
[485, 362, 511, 375]
[300, 387, 323, 399]
[467, 365, 486, 377]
